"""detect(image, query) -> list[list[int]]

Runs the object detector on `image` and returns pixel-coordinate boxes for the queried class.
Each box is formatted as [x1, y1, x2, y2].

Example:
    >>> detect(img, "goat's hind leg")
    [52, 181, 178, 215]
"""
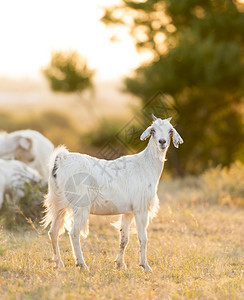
[69, 208, 89, 270]
[48, 211, 65, 268]
[115, 213, 133, 269]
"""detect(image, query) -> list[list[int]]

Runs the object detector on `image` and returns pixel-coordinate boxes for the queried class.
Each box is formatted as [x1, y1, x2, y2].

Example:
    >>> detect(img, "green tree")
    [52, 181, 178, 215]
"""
[43, 51, 94, 94]
[102, 0, 244, 174]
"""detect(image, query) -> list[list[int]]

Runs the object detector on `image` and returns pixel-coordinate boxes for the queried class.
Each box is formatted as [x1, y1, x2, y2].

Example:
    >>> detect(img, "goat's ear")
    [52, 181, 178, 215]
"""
[19, 137, 32, 150]
[140, 126, 153, 141]
[172, 128, 183, 148]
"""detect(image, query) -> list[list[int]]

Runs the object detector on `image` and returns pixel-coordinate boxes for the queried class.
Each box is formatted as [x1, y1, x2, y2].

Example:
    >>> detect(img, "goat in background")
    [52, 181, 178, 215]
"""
[0, 130, 54, 179]
[0, 158, 44, 209]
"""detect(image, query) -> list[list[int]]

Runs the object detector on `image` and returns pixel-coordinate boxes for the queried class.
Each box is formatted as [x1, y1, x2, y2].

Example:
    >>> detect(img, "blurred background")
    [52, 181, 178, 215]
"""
[0, 0, 243, 176]
[0, 4, 244, 295]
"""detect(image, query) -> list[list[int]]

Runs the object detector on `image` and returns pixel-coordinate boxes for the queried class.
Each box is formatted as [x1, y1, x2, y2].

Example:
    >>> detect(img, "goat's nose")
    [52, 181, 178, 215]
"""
[159, 139, 166, 145]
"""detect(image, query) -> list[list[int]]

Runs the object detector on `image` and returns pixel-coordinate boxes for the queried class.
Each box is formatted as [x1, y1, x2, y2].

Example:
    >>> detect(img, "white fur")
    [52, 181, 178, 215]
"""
[0, 158, 43, 209]
[0, 130, 54, 179]
[43, 116, 183, 271]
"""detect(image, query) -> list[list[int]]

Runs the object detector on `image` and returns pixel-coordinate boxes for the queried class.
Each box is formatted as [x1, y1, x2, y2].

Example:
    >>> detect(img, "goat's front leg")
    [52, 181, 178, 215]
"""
[114, 213, 133, 269]
[135, 212, 152, 272]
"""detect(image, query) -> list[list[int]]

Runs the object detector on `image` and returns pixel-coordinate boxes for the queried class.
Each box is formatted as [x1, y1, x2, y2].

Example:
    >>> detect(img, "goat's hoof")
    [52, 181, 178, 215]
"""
[53, 260, 64, 269]
[114, 259, 127, 270]
[52, 255, 64, 268]
[139, 264, 152, 273]
[76, 263, 89, 271]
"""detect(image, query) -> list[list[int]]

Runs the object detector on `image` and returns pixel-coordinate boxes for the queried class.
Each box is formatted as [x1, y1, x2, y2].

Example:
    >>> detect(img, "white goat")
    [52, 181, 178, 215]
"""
[0, 130, 54, 179]
[0, 159, 43, 210]
[43, 115, 183, 271]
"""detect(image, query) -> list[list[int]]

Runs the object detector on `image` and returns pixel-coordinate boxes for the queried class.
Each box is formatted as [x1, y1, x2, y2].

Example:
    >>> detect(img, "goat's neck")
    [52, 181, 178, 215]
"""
[141, 137, 167, 180]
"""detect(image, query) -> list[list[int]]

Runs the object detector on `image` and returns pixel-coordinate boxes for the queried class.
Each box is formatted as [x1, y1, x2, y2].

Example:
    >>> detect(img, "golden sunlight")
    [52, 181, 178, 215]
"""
[0, 0, 141, 80]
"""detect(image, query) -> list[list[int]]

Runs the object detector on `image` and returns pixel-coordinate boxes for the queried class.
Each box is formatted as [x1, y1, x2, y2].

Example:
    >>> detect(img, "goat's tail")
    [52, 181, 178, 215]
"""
[48, 145, 69, 179]
[41, 146, 70, 234]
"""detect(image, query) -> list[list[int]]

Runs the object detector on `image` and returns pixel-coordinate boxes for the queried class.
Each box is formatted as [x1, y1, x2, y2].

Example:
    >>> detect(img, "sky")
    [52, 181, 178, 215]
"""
[0, 0, 143, 81]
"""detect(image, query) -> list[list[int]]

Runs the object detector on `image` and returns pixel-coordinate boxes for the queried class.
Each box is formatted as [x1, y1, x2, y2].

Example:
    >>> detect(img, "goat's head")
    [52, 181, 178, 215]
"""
[140, 114, 183, 151]
[14, 136, 35, 163]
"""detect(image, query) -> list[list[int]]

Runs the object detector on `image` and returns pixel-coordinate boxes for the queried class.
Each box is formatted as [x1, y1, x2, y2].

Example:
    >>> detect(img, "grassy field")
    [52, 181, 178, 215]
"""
[0, 166, 244, 300]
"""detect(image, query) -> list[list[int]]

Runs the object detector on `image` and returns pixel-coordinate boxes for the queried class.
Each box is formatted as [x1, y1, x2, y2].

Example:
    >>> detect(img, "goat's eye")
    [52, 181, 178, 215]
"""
[169, 129, 173, 136]
[150, 128, 155, 135]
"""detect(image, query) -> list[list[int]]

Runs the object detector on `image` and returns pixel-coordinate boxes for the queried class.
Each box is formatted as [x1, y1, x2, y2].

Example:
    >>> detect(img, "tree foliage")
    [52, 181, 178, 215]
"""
[43, 51, 94, 94]
[102, 0, 244, 174]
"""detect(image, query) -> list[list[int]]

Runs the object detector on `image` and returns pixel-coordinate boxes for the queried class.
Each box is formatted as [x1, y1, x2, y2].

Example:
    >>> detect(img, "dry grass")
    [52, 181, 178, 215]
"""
[0, 166, 244, 300]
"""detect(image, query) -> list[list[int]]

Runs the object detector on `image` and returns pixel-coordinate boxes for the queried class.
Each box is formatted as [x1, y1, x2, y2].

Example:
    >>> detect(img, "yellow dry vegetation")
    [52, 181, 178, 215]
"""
[0, 164, 243, 299]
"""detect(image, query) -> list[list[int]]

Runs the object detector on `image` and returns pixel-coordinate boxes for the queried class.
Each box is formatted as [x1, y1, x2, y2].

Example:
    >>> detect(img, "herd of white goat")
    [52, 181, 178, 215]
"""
[0, 115, 183, 272]
[0, 129, 54, 208]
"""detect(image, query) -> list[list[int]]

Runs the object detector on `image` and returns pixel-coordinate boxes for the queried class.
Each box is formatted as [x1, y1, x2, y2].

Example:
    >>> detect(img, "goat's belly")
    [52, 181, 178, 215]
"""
[90, 199, 132, 215]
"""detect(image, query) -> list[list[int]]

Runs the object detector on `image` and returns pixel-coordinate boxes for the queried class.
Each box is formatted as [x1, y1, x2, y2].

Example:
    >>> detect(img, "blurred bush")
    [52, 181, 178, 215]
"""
[43, 50, 94, 94]
[0, 181, 47, 230]
[201, 161, 244, 207]
[82, 118, 127, 155]
[164, 161, 244, 207]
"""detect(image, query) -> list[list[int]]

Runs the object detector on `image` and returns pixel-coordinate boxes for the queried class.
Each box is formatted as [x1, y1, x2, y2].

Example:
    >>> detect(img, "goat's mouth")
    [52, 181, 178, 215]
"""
[159, 145, 167, 150]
